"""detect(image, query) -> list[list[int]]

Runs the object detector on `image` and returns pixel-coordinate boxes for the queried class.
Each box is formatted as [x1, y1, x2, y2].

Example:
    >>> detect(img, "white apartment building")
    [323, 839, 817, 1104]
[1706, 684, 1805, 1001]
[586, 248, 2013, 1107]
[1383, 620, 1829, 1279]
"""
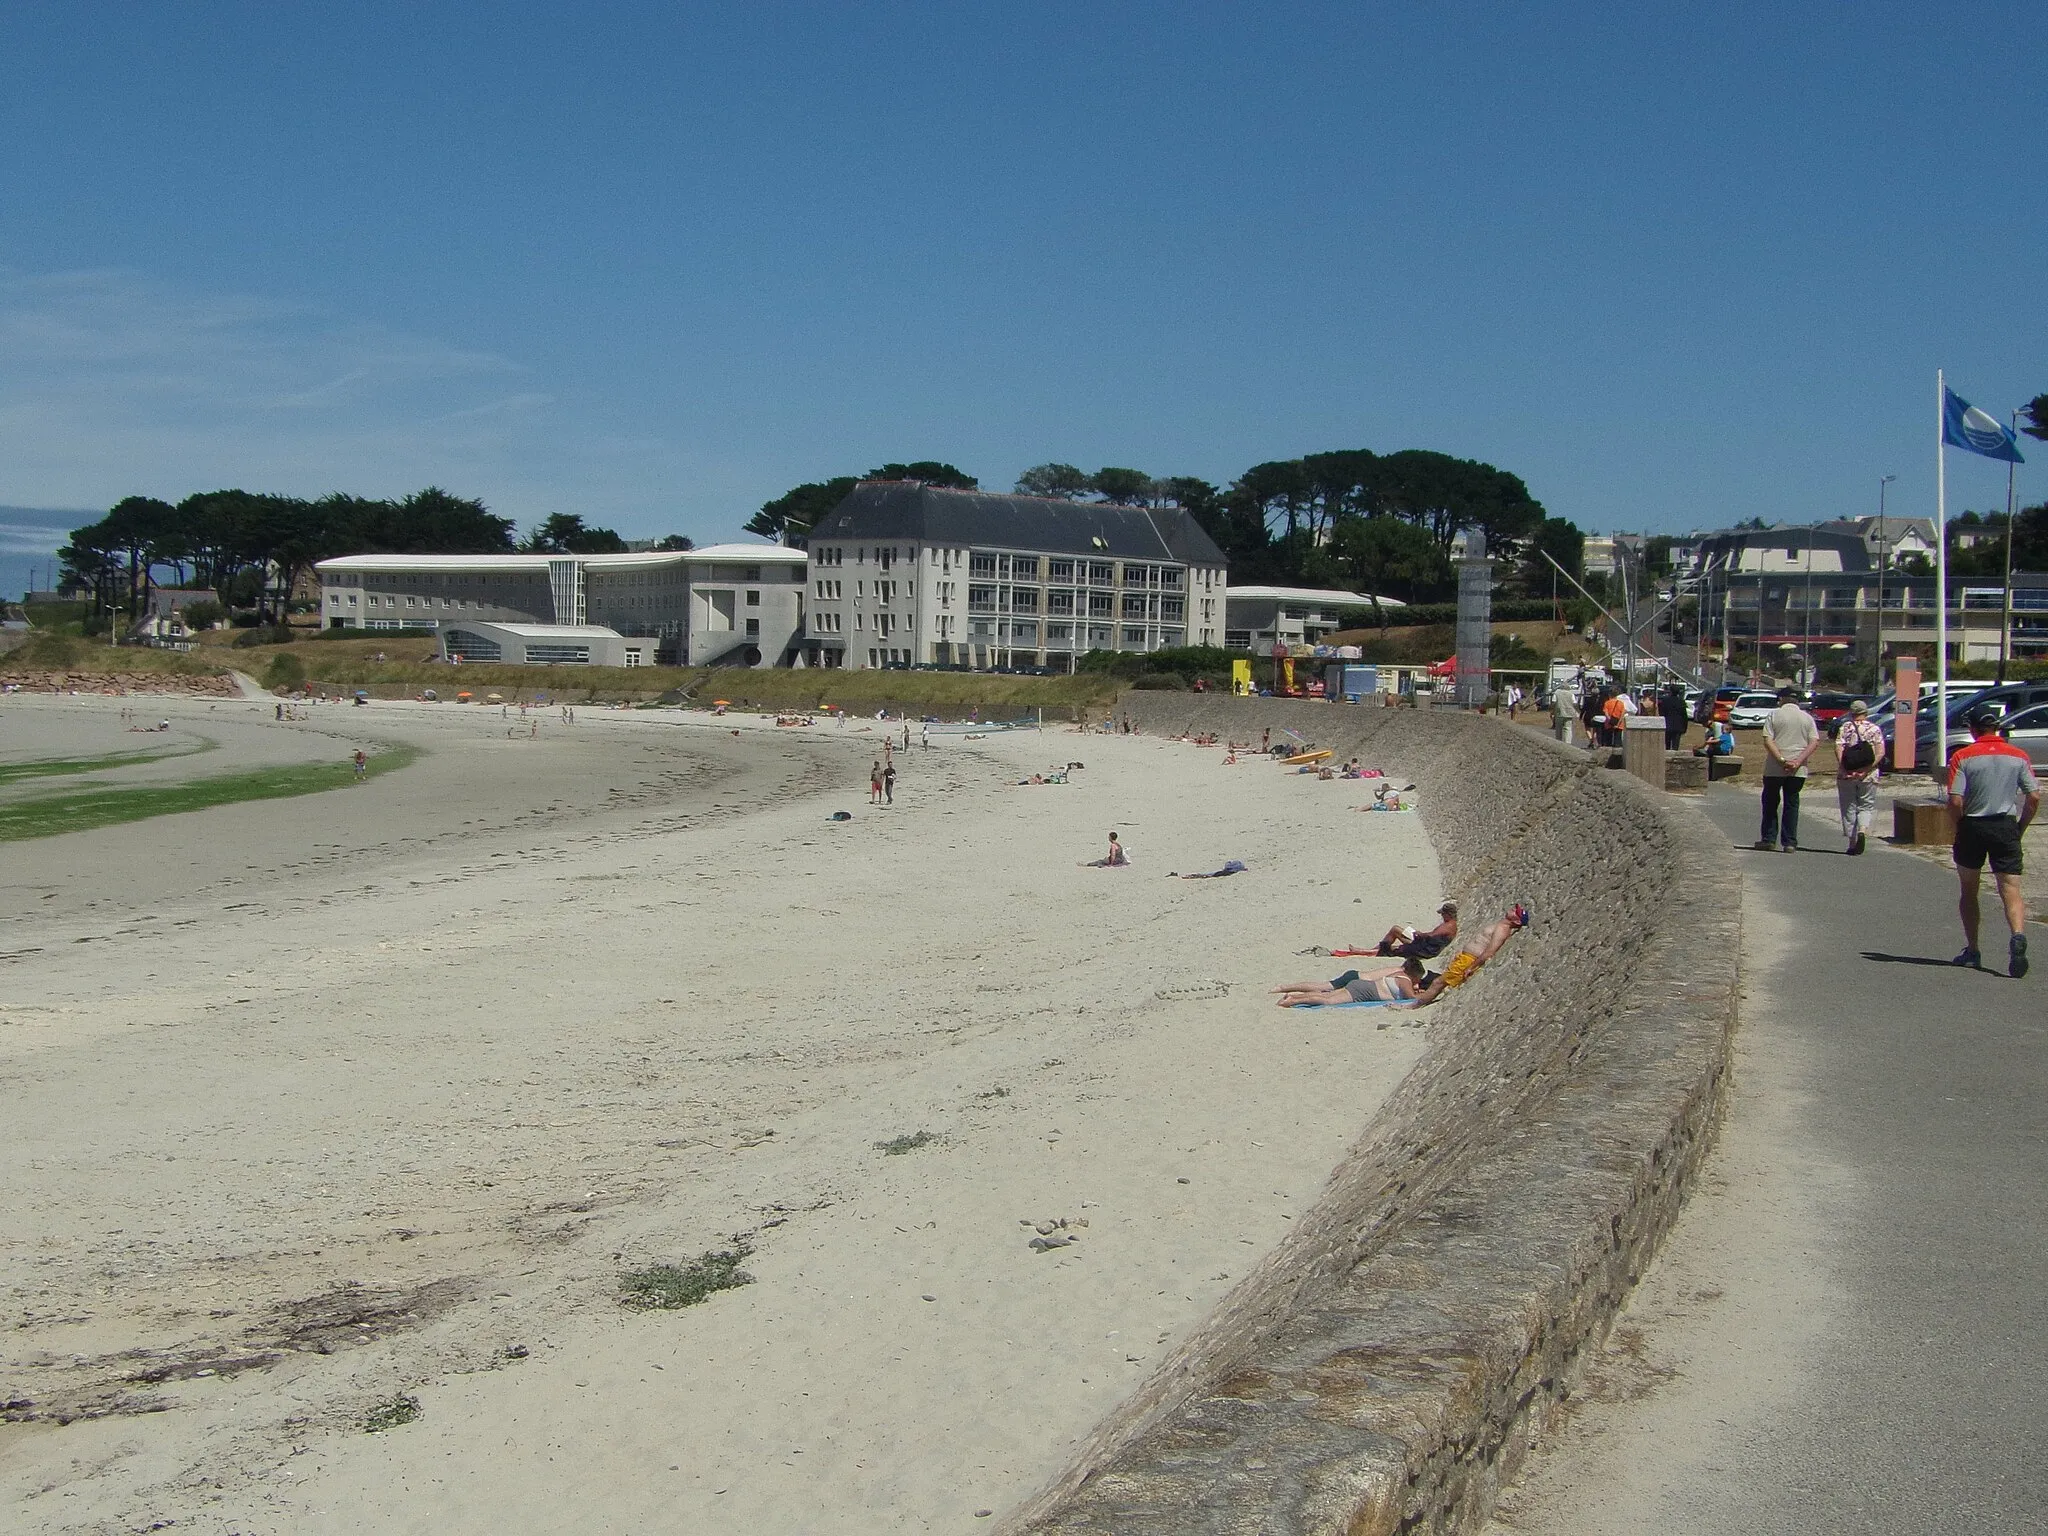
[314, 543, 807, 666]
[802, 482, 1230, 670]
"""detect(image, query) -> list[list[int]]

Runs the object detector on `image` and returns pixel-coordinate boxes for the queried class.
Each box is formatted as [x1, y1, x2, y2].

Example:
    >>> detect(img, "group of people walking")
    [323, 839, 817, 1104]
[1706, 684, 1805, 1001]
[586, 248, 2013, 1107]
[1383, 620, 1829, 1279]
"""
[1753, 687, 2037, 979]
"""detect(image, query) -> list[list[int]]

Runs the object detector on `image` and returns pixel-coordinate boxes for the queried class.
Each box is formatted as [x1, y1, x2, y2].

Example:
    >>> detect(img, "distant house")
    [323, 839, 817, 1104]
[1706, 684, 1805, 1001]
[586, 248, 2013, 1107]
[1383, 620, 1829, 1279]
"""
[803, 482, 1229, 670]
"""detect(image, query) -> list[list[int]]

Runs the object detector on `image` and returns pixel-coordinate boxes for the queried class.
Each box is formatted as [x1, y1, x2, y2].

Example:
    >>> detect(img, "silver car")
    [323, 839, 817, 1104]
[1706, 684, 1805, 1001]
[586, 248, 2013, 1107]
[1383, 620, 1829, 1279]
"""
[2001, 703, 2048, 767]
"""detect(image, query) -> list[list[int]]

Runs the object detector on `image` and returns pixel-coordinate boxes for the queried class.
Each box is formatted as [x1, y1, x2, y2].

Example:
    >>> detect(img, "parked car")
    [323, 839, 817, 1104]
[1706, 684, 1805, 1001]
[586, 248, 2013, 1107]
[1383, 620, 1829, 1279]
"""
[1698, 684, 1748, 724]
[1888, 682, 2048, 767]
[2001, 703, 2048, 767]
[1808, 692, 1864, 736]
[1726, 691, 1782, 728]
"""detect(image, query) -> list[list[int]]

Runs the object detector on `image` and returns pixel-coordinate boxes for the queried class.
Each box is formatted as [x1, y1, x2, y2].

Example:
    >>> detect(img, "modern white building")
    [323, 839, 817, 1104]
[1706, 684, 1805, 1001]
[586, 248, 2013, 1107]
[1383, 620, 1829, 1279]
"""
[802, 482, 1229, 670]
[1223, 586, 1401, 651]
[435, 621, 658, 668]
[314, 544, 807, 666]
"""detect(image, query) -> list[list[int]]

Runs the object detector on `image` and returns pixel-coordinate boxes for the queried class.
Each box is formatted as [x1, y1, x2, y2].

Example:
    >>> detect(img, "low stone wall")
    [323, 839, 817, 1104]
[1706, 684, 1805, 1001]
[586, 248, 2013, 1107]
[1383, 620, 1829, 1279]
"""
[1004, 696, 1739, 1534]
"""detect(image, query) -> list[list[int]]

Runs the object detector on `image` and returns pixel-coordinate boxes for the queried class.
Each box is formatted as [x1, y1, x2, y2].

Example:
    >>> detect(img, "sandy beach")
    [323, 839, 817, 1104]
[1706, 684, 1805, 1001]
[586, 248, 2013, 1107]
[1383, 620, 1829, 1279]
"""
[1, 694, 1439, 1533]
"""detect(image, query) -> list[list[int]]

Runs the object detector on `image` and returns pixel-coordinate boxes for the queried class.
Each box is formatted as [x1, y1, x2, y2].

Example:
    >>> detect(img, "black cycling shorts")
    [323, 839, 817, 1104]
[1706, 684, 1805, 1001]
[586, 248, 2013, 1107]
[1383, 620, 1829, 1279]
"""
[1954, 815, 2025, 875]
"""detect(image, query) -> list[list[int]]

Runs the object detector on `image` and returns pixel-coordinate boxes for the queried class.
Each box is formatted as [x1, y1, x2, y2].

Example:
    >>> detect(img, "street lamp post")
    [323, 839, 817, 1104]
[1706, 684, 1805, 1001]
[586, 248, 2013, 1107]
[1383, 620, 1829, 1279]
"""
[1875, 474, 1896, 693]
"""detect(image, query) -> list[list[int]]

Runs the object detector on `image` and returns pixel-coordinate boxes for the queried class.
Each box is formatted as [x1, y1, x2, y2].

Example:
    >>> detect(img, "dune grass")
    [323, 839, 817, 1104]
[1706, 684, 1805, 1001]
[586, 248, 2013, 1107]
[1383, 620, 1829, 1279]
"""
[0, 744, 420, 842]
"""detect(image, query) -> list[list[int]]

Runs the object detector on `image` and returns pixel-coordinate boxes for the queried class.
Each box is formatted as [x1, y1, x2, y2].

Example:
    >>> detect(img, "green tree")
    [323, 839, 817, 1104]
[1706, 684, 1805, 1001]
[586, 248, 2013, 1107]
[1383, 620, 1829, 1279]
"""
[868, 461, 977, 489]
[1015, 463, 1092, 499]
[521, 513, 627, 553]
[1328, 515, 1449, 625]
[652, 534, 694, 551]
[747, 477, 857, 548]
[1090, 467, 1153, 505]
[2020, 394, 2048, 442]
[1518, 516, 1585, 592]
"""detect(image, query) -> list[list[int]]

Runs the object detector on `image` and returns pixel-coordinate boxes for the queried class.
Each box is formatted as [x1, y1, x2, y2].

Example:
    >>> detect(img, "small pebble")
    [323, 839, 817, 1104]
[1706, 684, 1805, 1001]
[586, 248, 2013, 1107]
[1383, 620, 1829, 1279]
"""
[1177, 1177, 1191, 1185]
[922, 1294, 937, 1302]
[976, 1512, 993, 1519]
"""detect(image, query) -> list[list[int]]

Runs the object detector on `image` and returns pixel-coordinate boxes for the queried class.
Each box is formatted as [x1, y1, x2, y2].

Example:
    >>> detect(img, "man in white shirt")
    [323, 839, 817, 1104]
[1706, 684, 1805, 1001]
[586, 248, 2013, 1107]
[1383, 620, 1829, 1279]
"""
[1756, 687, 1820, 853]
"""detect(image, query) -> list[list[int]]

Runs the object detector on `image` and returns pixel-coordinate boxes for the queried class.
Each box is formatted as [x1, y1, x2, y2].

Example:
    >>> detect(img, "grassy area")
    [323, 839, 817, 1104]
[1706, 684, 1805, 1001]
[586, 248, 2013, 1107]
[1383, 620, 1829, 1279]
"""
[0, 741, 215, 786]
[0, 744, 420, 842]
[0, 631, 233, 679]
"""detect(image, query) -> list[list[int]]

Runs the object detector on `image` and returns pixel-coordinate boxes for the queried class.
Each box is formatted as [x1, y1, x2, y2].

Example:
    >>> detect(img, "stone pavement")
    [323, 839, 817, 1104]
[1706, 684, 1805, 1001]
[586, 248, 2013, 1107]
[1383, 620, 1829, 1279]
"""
[1484, 779, 2047, 1535]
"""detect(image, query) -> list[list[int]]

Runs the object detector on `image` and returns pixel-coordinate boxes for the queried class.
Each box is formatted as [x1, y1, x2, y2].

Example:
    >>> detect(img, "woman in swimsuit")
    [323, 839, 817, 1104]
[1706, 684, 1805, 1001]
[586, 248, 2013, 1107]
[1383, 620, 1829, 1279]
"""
[1272, 957, 1428, 1007]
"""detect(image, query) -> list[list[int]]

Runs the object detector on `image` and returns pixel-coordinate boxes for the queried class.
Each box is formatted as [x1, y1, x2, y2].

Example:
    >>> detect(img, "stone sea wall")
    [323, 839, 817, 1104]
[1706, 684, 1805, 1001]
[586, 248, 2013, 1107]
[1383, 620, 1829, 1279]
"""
[1004, 696, 1740, 1535]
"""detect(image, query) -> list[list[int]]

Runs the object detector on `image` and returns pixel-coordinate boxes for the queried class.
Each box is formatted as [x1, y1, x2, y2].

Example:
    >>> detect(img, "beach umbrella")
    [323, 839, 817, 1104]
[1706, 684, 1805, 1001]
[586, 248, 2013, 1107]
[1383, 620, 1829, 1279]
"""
[713, 698, 730, 706]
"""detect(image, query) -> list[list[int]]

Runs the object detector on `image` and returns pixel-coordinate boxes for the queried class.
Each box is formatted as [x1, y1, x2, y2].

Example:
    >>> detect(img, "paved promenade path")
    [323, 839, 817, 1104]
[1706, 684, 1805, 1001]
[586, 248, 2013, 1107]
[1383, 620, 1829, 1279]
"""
[1487, 780, 2047, 1535]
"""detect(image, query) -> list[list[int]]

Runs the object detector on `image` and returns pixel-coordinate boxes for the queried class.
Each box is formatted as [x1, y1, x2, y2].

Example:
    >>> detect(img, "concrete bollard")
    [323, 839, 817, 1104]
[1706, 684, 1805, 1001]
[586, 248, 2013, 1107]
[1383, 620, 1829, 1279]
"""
[1622, 716, 1666, 789]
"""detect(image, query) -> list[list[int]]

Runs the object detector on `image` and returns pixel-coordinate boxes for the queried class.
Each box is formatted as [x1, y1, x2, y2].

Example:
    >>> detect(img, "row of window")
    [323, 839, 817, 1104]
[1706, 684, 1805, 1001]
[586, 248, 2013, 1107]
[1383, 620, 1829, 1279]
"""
[815, 545, 1196, 590]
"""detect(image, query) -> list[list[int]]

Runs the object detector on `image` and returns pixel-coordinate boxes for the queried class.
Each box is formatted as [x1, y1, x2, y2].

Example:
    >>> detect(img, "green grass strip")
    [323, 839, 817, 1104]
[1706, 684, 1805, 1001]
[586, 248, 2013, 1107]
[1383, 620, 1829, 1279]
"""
[0, 744, 420, 842]
[0, 740, 216, 786]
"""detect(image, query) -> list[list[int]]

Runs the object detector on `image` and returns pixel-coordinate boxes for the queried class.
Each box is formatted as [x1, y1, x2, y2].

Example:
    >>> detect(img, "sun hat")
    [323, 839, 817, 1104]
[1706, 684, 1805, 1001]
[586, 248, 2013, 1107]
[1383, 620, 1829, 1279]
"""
[1849, 699, 1869, 715]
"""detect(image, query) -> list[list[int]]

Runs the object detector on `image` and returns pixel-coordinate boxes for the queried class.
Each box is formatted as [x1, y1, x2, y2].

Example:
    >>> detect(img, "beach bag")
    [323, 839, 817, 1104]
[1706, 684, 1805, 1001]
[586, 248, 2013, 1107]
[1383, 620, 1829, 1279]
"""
[1839, 738, 1876, 772]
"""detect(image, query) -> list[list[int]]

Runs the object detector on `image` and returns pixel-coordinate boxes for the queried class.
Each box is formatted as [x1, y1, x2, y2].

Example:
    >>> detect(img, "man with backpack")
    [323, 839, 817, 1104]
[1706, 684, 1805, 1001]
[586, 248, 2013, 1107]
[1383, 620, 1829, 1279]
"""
[1834, 698, 1885, 855]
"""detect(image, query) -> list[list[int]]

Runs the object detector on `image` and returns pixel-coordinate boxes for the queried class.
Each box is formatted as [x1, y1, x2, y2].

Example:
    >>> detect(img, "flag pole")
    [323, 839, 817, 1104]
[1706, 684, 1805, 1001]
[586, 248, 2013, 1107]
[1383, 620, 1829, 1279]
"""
[1998, 409, 2017, 684]
[1935, 369, 1950, 768]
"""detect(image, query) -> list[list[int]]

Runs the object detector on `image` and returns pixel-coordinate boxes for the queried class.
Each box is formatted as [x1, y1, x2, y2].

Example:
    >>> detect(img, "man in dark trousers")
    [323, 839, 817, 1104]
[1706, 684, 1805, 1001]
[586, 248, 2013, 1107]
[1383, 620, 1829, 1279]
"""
[1756, 687, 1819, 852]
[1659, 684, 1689, 751]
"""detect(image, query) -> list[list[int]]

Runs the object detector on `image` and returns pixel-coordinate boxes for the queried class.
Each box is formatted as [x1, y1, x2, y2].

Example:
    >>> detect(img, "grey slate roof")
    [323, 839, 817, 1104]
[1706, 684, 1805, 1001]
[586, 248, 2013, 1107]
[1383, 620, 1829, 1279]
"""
[811, 482, 1228, 568]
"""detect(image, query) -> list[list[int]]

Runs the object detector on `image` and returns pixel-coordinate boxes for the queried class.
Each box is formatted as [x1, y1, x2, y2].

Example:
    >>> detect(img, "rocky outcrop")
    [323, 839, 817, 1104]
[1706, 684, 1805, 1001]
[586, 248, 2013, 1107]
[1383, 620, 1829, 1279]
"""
[1005, 697, 1739, 1534]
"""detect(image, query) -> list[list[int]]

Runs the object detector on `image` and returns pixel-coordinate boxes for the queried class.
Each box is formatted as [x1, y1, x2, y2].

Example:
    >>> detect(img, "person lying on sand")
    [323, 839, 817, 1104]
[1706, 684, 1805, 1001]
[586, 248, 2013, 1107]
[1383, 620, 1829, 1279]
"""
[1172, 860, 1246, 879]
[1402, 904, 1530, 1008]
[1375, 901, 1458, 959]
[1080, 831, 1129, 868]
[1272, 957, 1429, 1007]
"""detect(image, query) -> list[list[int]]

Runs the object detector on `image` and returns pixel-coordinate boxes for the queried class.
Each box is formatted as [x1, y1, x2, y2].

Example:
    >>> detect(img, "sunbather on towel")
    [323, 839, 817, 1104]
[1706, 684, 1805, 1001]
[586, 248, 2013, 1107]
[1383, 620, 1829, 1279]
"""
[1403, 903, 1529, 1008]
[1375, 901, 1458, 958]
[1272, 957, 1429, 1007]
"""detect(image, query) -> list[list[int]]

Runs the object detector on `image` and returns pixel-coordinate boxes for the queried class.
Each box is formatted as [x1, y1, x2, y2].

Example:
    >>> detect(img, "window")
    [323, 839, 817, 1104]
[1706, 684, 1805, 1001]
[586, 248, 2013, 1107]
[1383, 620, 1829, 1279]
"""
[1011, 621, 1037, 642]
[1088, 562, 1114, 586]
[1123, 626, 1147, 644]
[746, 589, 761, 606]
[746, 618, 760, 636]
[1046, 623, 1072, 642]
[1011, 555, 1040, 580]
[1160, 599, 1185, 620]
[970, 553, 997, 578]
[1010, 588, 1038, 613]
[1088, 592, 1113, 616]
[1122, 594, 1148, 618]
[1048, 559, 1074, 581]
[1047, 591, 1073, 615]
[968, 585, 997, 611]
[1122, 564, 1149, 586]
[1159, 567, 1183, 589]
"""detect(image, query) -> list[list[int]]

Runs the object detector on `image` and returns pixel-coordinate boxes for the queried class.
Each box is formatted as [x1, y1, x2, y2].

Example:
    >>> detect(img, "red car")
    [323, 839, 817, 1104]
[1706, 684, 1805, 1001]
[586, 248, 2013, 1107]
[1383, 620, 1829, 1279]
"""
[1808, 692, 1865, 737]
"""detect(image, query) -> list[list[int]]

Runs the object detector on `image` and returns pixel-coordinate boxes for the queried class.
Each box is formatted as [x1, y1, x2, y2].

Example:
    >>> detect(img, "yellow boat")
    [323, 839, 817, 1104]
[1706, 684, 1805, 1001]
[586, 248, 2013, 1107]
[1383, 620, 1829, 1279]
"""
[1283, 748, 1333, 765]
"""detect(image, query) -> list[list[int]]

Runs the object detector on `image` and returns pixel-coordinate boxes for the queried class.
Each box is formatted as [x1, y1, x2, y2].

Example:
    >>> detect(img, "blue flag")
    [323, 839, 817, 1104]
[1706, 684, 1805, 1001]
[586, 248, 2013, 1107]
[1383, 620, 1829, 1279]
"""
[1943, 386, 2025, 463]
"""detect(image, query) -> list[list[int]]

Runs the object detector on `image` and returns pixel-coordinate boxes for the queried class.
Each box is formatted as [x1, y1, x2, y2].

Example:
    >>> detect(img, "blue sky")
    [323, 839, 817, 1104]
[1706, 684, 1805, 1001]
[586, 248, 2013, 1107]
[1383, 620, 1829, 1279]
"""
[2, 1, 2041, 592]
